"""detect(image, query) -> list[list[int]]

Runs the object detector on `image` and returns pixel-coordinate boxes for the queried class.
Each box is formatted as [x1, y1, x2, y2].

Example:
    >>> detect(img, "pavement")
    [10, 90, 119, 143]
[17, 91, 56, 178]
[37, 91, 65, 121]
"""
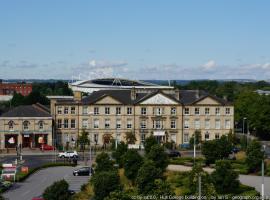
[3, 166, 91, 200]
[167, 164, 270, 196]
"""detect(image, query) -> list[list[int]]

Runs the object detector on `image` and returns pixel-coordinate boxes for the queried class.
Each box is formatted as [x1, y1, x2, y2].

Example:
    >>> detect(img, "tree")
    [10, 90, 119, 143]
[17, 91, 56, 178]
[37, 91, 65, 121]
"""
[201, 135, 232, 165]
[228, 129, 237, 145]
[246, 140, 264, 172]
[123, 149, 143, 182]
[211, 160, 239, 194]
[152, 179, 175, 198]
[43, 179, 71, 200]
[95, 152, 114, 172]
[146, 144, 169, 172]
[144, 135, 158, 153]
[112, 141, 128, 167]
[136, 160, 162, 194]
[125, 132, 137, 144]
[188, 164, 217, 196]
[189, 130, 202, 147]
[77, 129, 90, 162]
[91, 170, 121, 200]
[10, 92, 25, 107]
[104, 191, 131, 200]
[24, 90, 49, 105]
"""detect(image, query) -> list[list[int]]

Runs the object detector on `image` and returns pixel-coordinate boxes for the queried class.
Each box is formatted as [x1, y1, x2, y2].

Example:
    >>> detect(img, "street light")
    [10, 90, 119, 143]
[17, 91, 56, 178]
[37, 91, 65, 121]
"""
[262, 145, 266, 199]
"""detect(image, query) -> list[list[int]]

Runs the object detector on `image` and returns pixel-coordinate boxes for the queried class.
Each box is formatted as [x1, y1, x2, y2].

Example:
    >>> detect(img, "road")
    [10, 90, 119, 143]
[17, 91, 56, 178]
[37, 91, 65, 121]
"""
[168, 164, 269, 195]
[3, 166, 90, 200]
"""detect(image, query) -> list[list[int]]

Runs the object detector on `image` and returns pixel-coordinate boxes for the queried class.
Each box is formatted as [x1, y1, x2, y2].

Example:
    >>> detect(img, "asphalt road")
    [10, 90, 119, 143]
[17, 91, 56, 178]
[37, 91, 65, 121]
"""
[3, 166, 90, 200]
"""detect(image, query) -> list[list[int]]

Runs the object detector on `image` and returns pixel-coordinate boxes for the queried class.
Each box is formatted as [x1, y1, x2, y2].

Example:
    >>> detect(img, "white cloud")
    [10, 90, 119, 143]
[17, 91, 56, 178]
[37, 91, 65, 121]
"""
[88, 59, 127, 68]
[261, 63, 270, 69]
[202, 60, 216, 71]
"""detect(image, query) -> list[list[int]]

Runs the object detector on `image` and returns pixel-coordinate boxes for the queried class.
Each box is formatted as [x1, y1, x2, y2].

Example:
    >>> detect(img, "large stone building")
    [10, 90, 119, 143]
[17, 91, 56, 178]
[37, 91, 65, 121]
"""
[0, 103, 52, 149]
[51, 88, 234, 147]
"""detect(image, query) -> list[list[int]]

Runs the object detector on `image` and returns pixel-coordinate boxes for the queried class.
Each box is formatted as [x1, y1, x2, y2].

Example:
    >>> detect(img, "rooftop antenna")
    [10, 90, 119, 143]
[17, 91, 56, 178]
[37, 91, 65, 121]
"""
[168, 80, 171, 86]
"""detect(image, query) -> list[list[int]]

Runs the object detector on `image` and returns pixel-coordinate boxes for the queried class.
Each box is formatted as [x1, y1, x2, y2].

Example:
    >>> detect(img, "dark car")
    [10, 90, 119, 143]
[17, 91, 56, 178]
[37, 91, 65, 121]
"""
[73, 167, 94, 176]
[166, 149, 181, 158]
[231, 147, 240, 154]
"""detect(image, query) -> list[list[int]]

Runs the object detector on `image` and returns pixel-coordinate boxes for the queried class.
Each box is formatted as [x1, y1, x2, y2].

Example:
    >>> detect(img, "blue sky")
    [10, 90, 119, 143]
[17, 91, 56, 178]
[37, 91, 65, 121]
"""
[1, 0, 270, 80]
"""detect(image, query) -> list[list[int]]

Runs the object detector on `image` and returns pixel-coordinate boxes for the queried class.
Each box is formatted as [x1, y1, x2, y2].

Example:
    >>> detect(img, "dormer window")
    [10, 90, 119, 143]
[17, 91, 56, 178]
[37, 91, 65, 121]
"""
[38, 121, 44, 130]
[23, 121, 30, 131]
[8, 121, 14, 131]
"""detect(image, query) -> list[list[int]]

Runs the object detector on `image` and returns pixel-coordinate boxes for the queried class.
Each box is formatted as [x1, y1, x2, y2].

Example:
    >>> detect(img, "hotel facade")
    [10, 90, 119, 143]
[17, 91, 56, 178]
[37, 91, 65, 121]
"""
[50, 88, 234, 148]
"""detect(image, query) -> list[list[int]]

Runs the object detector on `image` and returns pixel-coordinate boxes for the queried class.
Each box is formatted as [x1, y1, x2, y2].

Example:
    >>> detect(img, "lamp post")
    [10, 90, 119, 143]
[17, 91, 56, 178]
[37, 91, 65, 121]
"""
[243, 117, 247, 148]
[193, 132, 196, 165]
[262, 145, 266, 199]
[88, 112, 94, 172]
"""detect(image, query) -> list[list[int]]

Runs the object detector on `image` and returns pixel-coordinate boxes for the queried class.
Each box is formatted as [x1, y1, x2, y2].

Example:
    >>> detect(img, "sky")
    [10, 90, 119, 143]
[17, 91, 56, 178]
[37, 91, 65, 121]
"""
[1, 0, 270, 80]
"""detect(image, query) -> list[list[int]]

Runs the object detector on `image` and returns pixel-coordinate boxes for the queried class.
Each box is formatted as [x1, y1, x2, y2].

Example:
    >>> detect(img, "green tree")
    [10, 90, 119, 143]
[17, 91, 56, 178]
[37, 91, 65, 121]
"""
[125, 132, 137, 144]
[246, 140, 264, 172]
[189, 130, 202, 147]
[91, 170, 121, 200]
[136, 160, 162, 194]
[211, 160, 239, 194]
[95, 152, 114, 172]
[153, 179, 175, 198]
[104, 191, 131, 200]
[24, 90, 49, 105]
[147, 144, 169, 172]
[123, 149, 143, 182]
[43, 179, 71, 200]
[10, 92, 25, 106]
[112, 141, 128, 167]
[228, 129, 237, 145]
[144, 135, 158, 153]
[77, 129, 90, 162]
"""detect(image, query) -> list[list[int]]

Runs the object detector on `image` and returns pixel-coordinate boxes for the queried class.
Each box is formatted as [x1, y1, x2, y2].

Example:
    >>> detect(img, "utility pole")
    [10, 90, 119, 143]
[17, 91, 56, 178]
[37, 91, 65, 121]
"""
[193, 133, 196, 165]
[262, 145, 266, 199]
[198, 175, 201, 198]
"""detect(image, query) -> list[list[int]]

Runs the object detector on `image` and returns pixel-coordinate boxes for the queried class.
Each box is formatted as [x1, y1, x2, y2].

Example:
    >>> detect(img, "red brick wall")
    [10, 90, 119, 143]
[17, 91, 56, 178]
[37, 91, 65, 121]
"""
[0, 83, 32, 96]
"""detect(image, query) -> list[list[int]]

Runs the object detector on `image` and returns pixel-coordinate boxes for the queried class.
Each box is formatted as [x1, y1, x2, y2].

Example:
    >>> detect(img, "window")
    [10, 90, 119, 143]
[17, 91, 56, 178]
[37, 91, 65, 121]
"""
[140, 120, 146, 129]
[23, 121, 29, 131]
[205, 108, 210, 115]
[71, 119, 76, 129]
[184, 119, 189, 129]
[171, 107, 176, 115]
[94, 107, 99, 115]
[127, 119, 132, 129]
[57, 106, 62, 114]
[215, 133, 220, 139]
[171, 120, 176, 129]
[194, 119, 200, 129]
[141, 107, 147, 115]
[94, 133, 99, 144]
[71, 107, 76, 114]
[205, 119, 210, 129]
[127, 107, 132, 115]
[105, 119, 110, 128]
[205, 132, 210, 140]
[64, 119, 68, 128]
[94, 119, 99, 129]
[82, 119, 88, 129]
[8, 121, 14, 131]
[155, 107, 163, 115]
[141, 133, 146, 143]
[57, 119, 62, 129]
[116, 107, 121, 115]
[153, 120, 162, 129]
[215, 119, 221, 129]
[184, 133, 189, 143]
[215, 108, 220, 115]
[64, 107, 69, 114]
[225, 120, 231, 129]
[82, 106, 88, 115]
[184, 108, 190, 115]
[225, 108, 231, 115]
[116, 119, 121, 129]
[105, 107, 110, 115]
[38, 121, 44, 130]
[195, 107, 200, 115]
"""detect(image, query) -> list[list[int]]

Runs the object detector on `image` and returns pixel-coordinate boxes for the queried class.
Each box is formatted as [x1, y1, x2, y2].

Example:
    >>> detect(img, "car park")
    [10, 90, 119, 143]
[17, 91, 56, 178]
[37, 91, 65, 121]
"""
[58, 151, 78, 158]
[73, 167, 94, 176]
[165, 149, 181, 157]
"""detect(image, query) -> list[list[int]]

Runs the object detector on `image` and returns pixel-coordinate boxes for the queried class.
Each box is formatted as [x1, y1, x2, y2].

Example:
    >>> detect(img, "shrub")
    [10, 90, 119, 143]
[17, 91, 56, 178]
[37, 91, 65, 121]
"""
[95, 152, 114, 172]
[147, 144, 169, 172]
[112, 142, 128, 167]
[246, 140, 264, 172]
[43, 179, 71, 200]
[123, 149, 143, 182]
[144, 136, 158, 153]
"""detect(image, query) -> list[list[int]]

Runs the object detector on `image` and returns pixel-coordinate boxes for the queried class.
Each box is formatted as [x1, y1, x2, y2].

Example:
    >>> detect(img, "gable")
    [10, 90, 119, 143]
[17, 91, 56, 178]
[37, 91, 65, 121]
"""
[140, 93, 178, 105]
[94, 96, 122, 105]
[195, 97, 221, 105]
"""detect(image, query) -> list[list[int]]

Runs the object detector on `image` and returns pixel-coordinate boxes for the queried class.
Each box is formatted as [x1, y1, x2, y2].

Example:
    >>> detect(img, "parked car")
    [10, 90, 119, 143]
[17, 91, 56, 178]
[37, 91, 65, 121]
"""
[40, 144, 55, 151]
[165, 149, 181, 157]
[73, 167, 94, 176]
[58, 151, 78, 158]
[231, 146, 240, 153]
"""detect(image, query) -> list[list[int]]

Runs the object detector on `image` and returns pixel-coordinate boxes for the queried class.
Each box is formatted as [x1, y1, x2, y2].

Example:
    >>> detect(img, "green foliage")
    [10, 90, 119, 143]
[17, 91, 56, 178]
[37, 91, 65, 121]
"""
[123, 149, 143, 182]
[32, 81, 73, 96]
[95, 152, 114, 173]
[10, 90, 49, 107]
[211, 160, 239, 194]
[125, 132, 137, 144]
[189, 130, 202, 146]
[146, 144, 169, 172]
[246, 140, 264, 172]
[144, 135, 158, 153]
[43, 179, 71, 200]
[152, 179, 175, 198]
[104, 191, 131, 200]
[136, 160, 162, 194]
[91, 170, 121, 200]
[202, 135, 232, 165]
[112, 141, 128, 167]
[77, 129, 90, 150]
[228, 129, 237, 145]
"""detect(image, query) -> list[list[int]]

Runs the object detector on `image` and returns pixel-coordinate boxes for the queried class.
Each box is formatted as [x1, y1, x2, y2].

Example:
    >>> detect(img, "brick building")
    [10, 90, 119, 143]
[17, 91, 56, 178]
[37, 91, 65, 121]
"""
[0, 82, 32, 96]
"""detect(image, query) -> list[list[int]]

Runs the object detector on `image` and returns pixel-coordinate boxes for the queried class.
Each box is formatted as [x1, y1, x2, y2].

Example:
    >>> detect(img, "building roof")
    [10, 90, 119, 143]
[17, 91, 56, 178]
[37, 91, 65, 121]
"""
[0, 103, 51, 118]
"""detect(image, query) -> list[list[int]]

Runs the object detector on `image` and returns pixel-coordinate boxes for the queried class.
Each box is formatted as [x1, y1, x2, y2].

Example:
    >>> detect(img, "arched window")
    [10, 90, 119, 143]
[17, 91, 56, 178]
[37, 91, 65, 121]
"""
[23, 121, 30, 131]
[38, 121, 44, 130]
[8, 121, 14, 131]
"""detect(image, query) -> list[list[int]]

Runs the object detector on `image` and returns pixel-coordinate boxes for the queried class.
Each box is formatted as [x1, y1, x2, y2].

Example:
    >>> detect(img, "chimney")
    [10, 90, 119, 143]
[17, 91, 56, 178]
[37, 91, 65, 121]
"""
[74, 91, 82, 101]
[131, 87, 136, 101]
[174, 89, 180, 100]
[195, 90, 200, 99]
